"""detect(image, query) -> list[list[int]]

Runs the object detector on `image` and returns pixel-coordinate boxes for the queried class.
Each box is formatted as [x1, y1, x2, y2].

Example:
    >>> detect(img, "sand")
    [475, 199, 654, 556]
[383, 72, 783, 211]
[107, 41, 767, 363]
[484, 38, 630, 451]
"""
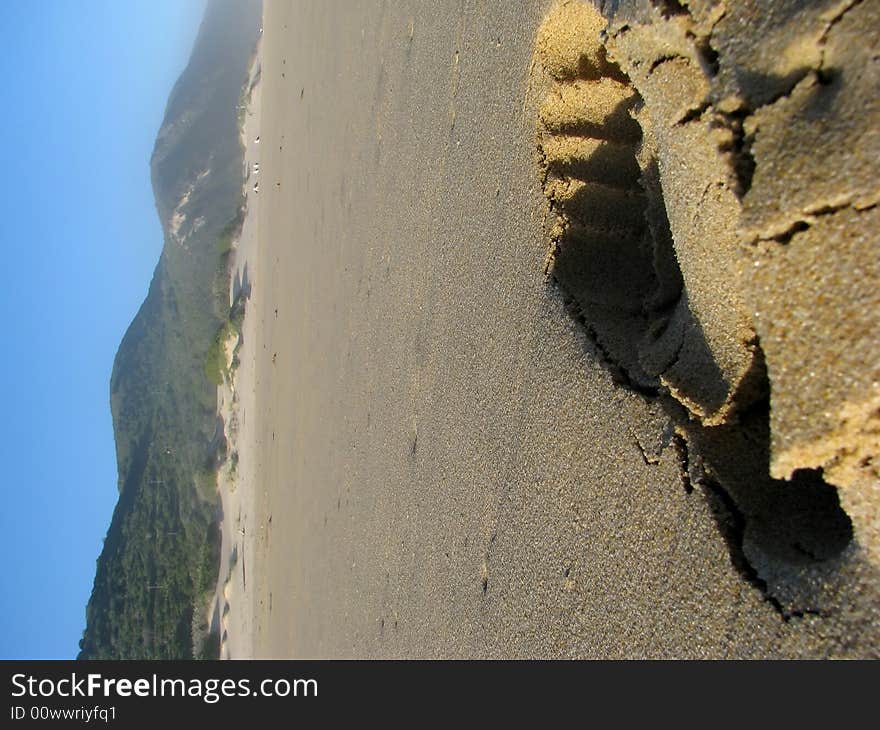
[599, 0, 879, 492]
[220, 0, 879, 658]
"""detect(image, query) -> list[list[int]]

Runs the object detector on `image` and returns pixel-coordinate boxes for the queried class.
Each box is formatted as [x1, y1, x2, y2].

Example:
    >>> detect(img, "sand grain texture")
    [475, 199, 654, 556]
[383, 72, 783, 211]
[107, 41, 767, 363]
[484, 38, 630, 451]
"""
[234, 0, 880, 658]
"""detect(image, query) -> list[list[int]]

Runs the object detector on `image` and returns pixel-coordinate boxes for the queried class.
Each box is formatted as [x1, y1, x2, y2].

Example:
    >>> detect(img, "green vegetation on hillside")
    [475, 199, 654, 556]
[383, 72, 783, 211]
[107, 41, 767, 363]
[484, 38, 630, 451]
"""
[78, 0, 262, 660]
[205, 210, 247, 387]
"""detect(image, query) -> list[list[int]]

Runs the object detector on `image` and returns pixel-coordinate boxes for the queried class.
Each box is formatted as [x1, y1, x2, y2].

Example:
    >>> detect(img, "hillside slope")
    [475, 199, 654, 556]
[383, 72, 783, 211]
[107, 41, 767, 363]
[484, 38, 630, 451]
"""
[78, 0, 261, 660]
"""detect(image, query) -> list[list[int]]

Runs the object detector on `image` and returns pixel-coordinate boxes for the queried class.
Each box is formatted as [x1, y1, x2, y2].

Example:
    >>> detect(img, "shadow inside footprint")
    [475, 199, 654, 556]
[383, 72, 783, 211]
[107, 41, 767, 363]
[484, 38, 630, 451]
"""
[685, 394, 854, 614]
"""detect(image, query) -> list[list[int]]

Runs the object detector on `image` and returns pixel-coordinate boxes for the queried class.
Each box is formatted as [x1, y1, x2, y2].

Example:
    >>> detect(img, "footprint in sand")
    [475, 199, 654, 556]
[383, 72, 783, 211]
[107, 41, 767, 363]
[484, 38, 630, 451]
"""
[532, 0, 856, 617]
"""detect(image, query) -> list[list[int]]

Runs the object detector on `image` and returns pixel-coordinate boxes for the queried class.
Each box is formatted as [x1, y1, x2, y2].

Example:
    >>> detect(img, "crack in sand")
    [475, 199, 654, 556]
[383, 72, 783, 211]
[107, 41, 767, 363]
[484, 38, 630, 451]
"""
[817, 0, 866, 75]
[752, 197, 880, 245]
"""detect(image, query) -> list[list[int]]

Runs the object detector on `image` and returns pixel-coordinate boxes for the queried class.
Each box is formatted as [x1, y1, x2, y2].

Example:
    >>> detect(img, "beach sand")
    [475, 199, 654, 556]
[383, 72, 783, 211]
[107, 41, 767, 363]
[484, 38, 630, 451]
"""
[222, 1, 879, 658]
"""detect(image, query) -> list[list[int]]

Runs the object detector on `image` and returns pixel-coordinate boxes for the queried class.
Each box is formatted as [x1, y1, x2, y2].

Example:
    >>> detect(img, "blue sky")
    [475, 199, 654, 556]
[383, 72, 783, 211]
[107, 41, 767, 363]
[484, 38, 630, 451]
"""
[0, 0, 206, 659]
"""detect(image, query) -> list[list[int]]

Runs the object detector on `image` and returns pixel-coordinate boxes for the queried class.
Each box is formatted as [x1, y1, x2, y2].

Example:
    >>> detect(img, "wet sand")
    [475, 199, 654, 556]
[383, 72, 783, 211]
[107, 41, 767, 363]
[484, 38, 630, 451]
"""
[234, 1, 879, 658]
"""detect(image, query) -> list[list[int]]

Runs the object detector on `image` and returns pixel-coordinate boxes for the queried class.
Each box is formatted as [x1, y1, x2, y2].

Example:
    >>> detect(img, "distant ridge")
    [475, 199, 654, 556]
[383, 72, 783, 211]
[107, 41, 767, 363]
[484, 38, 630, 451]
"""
[79, 0, 261, 660]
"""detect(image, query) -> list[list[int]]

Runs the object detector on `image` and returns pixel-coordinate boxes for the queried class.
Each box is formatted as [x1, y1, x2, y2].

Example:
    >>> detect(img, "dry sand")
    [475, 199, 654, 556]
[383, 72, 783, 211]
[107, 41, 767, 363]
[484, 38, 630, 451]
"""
[222, 0, 879, 658]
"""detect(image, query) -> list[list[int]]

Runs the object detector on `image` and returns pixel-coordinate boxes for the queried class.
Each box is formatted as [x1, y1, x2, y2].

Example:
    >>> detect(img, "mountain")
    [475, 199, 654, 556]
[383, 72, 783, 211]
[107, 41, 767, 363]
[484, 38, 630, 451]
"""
[78, 0, 262, 660]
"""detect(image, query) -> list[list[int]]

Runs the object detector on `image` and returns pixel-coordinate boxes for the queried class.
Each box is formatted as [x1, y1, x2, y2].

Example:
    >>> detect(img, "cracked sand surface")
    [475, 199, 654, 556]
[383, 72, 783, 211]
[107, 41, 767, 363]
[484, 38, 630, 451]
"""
[535, 0, 878, 625]
[599, 0, 879, 495]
